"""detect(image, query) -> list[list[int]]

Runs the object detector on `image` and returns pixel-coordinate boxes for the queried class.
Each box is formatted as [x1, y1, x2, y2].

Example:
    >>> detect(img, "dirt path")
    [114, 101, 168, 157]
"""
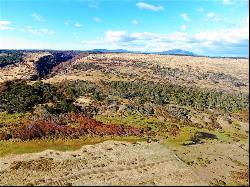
[0, 141, 206, 186]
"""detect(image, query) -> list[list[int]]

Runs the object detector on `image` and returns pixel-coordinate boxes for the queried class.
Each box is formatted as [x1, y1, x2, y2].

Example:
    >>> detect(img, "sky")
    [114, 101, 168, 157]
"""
[0, 0, 249, 57]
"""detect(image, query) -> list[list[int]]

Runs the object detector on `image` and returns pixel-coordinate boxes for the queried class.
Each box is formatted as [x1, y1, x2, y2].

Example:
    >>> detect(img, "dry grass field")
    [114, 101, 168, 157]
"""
[0, 140, 248, 186]
[0, 52, 50, 83]
[0, 141, 206, 186]
[45, 53, 249, 94]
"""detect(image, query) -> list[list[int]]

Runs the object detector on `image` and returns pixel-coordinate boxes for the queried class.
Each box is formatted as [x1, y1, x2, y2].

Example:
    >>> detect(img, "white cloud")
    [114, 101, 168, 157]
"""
[0, 21, 14, 30]
[81, 31, 191, 52]
[194, 25, 249, 44]
[75, 22, 83, 28]
[180, 13, 190, 22]
[80, 20, 249, 57]
[181, 25, 187, 30]
[32, 13, 44, 22]
[21, 26, 55, 35]
[136, 2, 164, 11]
[105, 30, 136, 43]
[93, 17, 102, 23]
[132, 19, 139, 25]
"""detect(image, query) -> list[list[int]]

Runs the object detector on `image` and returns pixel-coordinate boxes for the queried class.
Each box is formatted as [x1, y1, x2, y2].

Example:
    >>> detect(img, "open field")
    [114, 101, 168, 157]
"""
[45, 53, 249, 94]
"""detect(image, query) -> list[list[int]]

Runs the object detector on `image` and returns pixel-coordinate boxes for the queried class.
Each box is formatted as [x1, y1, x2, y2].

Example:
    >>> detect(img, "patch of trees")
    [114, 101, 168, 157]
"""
[0, 80, 105, 114]
[105, 81, 249, 112]
[57, 80, 248, 113]
[58, 80, 105, 101]
[0, 52, 23, 67]
[0, 80, 79, 113]
[0, 79, 248, 115]
[0, 80, 56, 113]
[45, 99, 80, 114]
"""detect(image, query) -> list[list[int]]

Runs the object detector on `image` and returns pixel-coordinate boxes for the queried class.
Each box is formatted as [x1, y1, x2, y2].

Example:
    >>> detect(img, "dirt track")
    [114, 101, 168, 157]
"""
[0, 141, 206, 186]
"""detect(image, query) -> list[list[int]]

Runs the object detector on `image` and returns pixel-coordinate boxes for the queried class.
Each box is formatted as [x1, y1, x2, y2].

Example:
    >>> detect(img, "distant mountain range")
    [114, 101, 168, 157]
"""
[154, 49, 194, 56]
[90, 49, 195, 56]
[2, 49, 248, 58]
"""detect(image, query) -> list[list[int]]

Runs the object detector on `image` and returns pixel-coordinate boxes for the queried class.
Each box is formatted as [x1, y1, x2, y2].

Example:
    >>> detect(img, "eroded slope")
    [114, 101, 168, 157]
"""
[0, 140, 206, 186]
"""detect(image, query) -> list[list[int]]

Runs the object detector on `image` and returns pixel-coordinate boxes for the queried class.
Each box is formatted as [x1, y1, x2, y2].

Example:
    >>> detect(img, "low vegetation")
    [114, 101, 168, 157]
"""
[0, 52, 248, 164]
[0, 51, 248, 186]
[0, 136, 145, 157]
[0, 51, 23, 67]
[0, 79, 248, 145]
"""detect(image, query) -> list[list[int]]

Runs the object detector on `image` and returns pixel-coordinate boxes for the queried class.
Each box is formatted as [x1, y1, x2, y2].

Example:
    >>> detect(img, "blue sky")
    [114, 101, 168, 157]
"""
[0, 0, 249, 57]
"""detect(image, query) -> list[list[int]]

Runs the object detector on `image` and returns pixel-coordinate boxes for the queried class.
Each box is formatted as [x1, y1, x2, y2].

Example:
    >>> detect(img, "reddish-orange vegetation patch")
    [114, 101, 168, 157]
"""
[0, 113, 146, 141]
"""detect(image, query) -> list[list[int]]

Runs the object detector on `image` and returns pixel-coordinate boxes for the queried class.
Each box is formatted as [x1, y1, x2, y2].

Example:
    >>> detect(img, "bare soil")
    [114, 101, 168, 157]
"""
[0, 140, 206, 186]
[0, 140, 248, 186]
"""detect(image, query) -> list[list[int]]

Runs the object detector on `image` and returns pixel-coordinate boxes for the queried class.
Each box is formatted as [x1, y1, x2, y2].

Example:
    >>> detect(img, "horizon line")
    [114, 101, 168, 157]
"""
[0, 48, 249, 59]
